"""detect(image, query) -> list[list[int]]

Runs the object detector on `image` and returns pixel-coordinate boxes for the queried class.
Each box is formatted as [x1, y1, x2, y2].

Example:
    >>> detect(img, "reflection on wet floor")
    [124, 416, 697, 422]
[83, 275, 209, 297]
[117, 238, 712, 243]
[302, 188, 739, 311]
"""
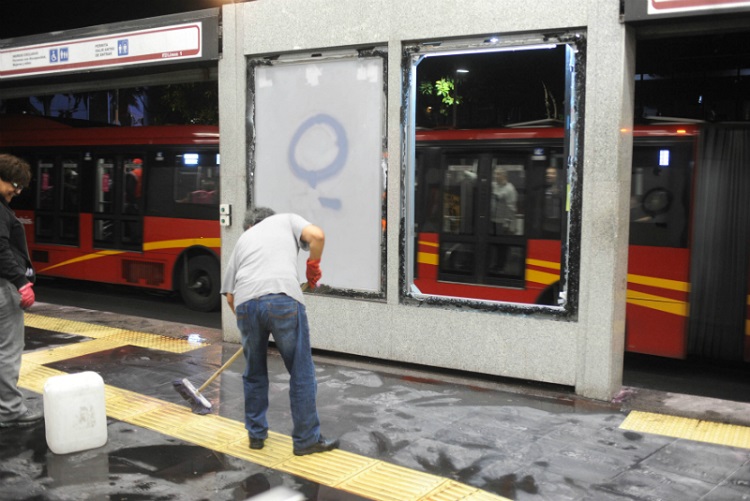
[14, 321, 510, 500]
[1, 420, 372, 500]
[24, 328, 91, 351]
[7, 313, 750, 501]
[12, 325, 373, 500]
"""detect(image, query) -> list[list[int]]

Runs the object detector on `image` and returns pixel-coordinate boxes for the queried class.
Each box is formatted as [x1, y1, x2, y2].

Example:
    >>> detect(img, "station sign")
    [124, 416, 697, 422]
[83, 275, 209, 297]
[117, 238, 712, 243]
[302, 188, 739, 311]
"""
[0, 10, 219, 81]
[624, 0, 750, 21]
[1, 23, 202, 80]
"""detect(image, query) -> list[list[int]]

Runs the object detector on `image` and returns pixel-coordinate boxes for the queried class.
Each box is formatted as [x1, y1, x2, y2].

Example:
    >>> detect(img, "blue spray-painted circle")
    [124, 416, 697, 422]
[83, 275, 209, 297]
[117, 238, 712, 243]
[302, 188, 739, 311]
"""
[288, 114, 348, 188]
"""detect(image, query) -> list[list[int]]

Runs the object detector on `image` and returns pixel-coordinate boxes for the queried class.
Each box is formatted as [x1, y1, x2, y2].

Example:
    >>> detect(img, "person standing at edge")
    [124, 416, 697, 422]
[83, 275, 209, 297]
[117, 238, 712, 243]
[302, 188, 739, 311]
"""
[0, 154, 40, 428]
[221, 206, 339, 456]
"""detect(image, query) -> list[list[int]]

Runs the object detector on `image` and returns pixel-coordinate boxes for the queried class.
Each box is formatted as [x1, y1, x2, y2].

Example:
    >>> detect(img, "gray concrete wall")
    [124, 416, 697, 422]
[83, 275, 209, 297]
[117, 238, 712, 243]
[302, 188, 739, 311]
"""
[218, 0, 634, 400]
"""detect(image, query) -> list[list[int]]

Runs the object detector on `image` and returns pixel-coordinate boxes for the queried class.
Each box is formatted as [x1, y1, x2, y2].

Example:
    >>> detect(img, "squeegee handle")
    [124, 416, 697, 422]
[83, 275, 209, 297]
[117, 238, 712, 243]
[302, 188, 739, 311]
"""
[198, 346, 244, 393]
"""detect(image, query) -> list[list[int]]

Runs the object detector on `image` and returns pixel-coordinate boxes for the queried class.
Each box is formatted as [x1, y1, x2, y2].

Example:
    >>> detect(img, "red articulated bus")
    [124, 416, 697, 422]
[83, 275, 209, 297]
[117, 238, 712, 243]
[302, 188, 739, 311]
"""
[0, 115, 221, 311]
[415, 123, 750, 362]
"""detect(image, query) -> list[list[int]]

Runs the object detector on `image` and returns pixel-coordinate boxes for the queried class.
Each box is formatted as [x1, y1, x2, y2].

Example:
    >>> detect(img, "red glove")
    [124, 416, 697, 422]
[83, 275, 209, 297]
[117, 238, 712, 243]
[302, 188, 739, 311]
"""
[306, 259, 321, 289]
[19, 283, 34, 309]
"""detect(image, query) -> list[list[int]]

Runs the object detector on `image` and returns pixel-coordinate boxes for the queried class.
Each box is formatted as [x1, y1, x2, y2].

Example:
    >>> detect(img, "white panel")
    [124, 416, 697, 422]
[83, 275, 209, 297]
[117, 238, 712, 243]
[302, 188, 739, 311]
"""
[254, 57, 384, 292]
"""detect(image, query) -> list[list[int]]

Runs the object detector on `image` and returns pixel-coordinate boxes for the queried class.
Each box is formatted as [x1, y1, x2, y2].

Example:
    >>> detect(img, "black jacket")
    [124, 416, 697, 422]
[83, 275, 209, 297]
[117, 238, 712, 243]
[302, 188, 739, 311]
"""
[0, 198, 34, 290]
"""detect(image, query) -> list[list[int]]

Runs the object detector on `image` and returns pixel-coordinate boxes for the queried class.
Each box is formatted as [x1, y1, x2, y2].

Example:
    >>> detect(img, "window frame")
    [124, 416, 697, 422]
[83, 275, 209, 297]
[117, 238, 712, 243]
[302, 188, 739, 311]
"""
[402, 31, 586, 318]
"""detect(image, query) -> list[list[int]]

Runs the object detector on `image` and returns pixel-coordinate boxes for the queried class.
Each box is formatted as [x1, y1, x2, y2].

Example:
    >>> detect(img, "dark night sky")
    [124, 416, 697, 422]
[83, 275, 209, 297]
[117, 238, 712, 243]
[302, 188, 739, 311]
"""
[0, 0, 236, 39]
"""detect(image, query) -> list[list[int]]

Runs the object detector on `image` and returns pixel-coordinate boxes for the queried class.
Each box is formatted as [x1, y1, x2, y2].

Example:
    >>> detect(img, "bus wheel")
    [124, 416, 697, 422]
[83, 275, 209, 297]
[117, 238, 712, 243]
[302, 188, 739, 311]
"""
[180, 255, 221, 312]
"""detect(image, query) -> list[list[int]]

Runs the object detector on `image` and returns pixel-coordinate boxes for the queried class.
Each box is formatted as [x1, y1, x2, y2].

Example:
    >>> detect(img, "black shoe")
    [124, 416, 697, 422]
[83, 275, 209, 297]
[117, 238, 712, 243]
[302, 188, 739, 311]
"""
[293, 437, 339, 456]
[249, 437, 265, 450]
[0, 408, 44, 428]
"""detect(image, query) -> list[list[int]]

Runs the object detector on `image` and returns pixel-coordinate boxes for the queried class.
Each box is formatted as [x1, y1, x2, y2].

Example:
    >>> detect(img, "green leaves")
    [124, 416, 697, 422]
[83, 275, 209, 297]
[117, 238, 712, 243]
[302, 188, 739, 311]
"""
[419, 77, 461, 117]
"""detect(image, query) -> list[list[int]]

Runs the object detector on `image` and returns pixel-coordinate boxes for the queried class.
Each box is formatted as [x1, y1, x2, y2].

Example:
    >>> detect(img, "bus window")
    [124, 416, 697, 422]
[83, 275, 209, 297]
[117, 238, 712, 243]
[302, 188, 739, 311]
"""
[59, 159, 80, 243]
[37, 158, 55, 211]
[542, 162, 565, 237]
[415, 149, 442, 233]
[93, 156, 115, 246]
[95, 157, 115, 215]
[35, 157, 55, 242]
[174, 153, 220, 206]
[490, 162, 523, 236]
[122, 157, 143, 245]
[487, 160, 525, 280]
[442, 159, 478, 234]
[629, 142, 691, 248]
[123, 158, 143, 214]
[93, 155, 142, 250]
[61, 160, 80, 211]
[436, 152, 527, 287]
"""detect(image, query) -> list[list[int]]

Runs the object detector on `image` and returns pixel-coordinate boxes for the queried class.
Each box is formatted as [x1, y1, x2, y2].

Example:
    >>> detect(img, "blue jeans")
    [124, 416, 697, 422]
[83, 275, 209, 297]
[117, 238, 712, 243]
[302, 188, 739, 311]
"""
[235, 294, 320, 449]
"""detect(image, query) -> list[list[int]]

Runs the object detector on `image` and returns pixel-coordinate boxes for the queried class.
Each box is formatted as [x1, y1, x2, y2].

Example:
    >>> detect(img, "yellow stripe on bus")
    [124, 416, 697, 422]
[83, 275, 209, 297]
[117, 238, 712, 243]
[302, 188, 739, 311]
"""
[417, 240, 439, 248]
[526, 258, 560, 271]
[410, 249, 727, 322]
[525, 268, 559, 286]
[627, 289, 688, 317]
[143, 238, 220, 252]
[417, 251, 439, 266]
[36, 239, 220, 273]
[627, 273, 690, 293]
[37, 250, 125, 273]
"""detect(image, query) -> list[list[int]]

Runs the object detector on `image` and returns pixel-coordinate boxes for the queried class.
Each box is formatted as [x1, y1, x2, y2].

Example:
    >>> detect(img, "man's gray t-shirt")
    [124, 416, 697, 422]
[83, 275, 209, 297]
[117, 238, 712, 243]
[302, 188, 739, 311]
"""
[221, 213, 311, 307]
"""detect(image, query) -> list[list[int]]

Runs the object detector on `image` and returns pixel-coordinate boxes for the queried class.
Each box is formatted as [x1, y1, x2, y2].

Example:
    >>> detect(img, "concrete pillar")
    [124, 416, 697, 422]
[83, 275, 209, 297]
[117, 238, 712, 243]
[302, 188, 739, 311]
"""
[218, 5, 247, 344]
[575, 5, 636, 399]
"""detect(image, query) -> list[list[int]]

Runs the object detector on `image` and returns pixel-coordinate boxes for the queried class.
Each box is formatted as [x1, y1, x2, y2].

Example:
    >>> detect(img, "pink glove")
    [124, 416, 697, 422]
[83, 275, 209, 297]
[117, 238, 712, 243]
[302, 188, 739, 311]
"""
[306, 259, 321, 289]
[19, 283, 35, 309]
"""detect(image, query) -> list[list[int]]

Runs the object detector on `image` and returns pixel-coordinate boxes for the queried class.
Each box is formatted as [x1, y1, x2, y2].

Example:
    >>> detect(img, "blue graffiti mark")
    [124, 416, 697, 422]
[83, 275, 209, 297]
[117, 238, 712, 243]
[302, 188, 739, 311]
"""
[287, 114, 348, 189]
[318, 197, 342, 210]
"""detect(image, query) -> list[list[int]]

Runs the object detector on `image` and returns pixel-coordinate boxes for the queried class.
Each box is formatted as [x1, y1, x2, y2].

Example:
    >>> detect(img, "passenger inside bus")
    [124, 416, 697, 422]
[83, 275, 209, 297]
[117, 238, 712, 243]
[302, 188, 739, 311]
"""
[490, 167, 518, 235]
[123, 158, 143, 245]
[124, 158, 143, 214]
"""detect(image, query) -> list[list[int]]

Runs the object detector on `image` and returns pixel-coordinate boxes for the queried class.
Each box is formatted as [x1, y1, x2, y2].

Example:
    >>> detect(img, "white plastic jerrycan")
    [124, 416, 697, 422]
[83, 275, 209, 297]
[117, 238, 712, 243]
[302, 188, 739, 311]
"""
[43, 371, 108, 454]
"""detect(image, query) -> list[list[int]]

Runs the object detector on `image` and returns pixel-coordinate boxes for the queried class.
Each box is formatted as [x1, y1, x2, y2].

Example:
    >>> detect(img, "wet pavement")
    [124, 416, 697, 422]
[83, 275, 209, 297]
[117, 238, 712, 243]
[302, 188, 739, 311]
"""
[2, 302, 750, 500]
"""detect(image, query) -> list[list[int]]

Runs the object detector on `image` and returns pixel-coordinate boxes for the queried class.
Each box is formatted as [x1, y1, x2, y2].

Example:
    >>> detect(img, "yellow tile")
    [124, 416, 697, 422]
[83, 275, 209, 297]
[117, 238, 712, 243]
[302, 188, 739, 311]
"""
[129, 402, 196, 433]
[221, 432, 296, 468]
[419, 480, 511, 501]
[621, 410, 750, 449]
[338, 461, 445, 501]
[18, 365, 68, 393]
[22, 337, 128, 364]
[170, 415, 246, 449]
[106, 391, 167, 420]
[279, 449, 379, 487]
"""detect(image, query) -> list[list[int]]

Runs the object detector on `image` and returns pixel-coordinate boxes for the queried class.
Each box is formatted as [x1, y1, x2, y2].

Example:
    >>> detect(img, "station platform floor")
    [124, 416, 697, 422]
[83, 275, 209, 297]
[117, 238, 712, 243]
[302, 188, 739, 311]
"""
[3, 301, 750, 501]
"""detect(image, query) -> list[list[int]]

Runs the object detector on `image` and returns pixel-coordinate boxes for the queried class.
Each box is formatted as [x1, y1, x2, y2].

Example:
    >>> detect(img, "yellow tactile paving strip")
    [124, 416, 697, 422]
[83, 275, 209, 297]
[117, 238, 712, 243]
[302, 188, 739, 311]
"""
[620, 410, 750, 449]
[25, 313, 204, 353]
[20, 313, 510, 501]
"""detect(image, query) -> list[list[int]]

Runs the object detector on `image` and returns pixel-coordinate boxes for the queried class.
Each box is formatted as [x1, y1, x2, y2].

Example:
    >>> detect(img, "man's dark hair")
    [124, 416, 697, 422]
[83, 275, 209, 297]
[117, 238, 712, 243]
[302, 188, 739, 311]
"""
[243, 207, 276, 230]
[0, 154, 31, 187]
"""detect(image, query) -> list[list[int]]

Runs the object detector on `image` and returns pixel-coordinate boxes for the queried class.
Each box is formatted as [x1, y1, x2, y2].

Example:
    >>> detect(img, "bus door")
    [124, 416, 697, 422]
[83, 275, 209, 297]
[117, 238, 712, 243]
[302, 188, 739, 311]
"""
[34, 153, 81, 246]
[626, 138, 693, 358]
[438, 151, 526, 289]
[93, 155, 143, 251]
